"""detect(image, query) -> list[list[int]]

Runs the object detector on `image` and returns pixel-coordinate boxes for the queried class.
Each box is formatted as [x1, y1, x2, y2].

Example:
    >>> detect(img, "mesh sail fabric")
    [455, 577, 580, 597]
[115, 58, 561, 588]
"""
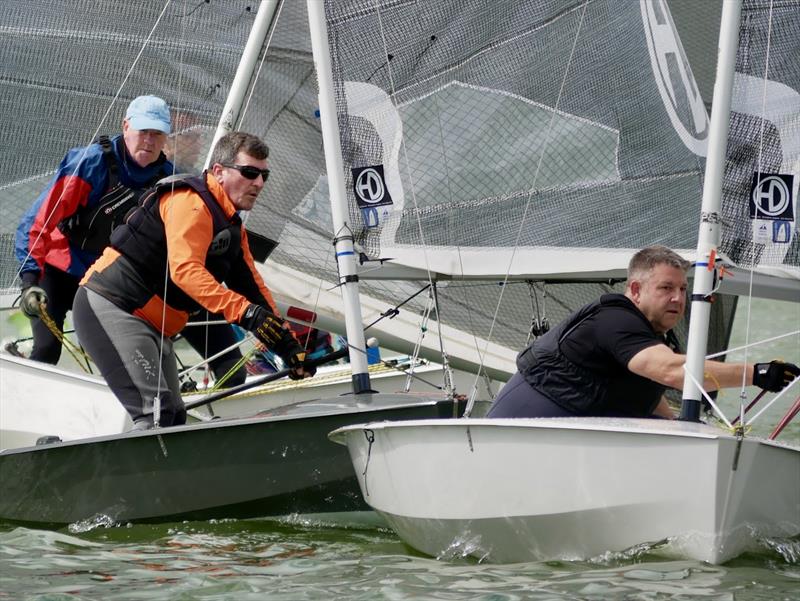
[317, 0, 798, 279]
[0, 0, 763, 366]
[302, 0, 740, 355]
[321, 0, 706, 272]
[721, 0, 800, 273]
[0, 0, 258, 289]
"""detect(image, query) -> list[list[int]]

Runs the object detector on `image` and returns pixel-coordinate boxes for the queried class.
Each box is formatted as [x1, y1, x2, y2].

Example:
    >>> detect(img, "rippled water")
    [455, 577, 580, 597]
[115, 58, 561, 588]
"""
[722, 298, 799, 441]
[1, 519, 799, 601]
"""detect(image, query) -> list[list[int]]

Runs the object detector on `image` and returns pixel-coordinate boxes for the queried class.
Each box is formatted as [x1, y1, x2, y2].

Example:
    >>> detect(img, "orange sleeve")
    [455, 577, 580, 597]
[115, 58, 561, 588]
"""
[159, 190, 253, 325]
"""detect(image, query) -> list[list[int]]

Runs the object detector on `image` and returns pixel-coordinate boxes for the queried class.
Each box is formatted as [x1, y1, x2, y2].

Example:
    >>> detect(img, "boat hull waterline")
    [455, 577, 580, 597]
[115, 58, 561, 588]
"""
[0, 393, 462, 527]
[330, 418, 800, 564]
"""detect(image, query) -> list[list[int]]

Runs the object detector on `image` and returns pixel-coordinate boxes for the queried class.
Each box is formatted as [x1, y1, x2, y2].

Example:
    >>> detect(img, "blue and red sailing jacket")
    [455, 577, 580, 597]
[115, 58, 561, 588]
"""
[15, 135, 173, 281]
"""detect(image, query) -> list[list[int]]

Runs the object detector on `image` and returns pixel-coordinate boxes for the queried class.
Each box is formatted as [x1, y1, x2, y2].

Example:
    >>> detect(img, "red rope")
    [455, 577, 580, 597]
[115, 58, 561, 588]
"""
[769, 396, 800, 440]
[730, 390, 767, 426]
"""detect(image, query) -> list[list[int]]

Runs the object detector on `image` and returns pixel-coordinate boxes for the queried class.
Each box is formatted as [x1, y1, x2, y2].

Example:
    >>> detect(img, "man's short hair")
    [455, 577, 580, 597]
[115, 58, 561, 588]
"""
[627, 245, 690, 282]
[210, 131, 269, 166]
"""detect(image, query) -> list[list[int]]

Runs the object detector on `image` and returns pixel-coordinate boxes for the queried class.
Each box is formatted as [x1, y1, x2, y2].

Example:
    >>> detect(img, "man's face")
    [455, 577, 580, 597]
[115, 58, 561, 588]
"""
[629, 264, 688, 334]
[122, 119, 167, 168]
[213, 151, 269, 212]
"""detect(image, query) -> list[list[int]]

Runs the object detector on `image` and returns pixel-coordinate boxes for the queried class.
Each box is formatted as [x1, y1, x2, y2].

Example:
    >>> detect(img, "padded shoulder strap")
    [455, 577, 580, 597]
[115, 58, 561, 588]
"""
[96, 135, 119, 188]
[153, 173, 236, 231]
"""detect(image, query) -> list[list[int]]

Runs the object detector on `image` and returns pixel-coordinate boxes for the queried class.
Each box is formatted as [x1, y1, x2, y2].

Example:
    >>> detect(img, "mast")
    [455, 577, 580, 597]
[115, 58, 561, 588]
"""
[307, 0, 372, 393]
[680, 0, 743, 422]
[204, 0, 282, 169]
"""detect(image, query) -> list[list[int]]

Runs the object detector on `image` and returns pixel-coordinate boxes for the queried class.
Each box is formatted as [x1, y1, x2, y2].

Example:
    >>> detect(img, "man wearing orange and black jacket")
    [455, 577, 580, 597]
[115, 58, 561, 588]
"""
[72, 131, 313, 429]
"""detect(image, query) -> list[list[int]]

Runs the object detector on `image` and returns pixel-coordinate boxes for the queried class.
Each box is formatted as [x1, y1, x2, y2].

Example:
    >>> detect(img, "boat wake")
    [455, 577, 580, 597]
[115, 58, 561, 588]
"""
[591, 533, 800, 566]
[587, 539, 671, 565]
[759, 535, 800, 564]
[435, 531, 491, 563]
[269, 511, 388, 531]
[68, 513, 118, 534]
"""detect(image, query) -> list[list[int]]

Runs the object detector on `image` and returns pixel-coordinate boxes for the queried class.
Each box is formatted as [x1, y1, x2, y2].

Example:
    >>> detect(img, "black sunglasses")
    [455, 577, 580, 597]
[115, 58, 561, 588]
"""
[222, 164, 270, 181]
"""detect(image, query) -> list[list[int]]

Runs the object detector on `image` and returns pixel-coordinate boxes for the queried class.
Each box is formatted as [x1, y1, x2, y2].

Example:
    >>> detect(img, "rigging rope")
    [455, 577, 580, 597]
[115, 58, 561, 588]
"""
[370, 1, 590, 414]
[371, 0, 498, 407]
[736, 0, 776, 429]
[37, 305, 93, 373]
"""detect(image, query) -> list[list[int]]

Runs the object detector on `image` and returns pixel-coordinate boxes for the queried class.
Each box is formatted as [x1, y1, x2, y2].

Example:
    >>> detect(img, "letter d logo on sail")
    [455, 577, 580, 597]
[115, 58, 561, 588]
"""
[352, 165, 393, 208]
[641, 0, 709, 156]
[749, 173, 794, 220]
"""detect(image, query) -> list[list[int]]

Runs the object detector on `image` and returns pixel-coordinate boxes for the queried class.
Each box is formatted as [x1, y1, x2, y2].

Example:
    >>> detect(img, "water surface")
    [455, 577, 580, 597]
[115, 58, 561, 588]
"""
[1, 520, 799, 600]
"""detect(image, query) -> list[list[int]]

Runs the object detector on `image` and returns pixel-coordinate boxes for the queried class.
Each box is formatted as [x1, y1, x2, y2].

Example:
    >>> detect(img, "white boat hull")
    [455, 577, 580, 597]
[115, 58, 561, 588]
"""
[330, 418, 800, 564]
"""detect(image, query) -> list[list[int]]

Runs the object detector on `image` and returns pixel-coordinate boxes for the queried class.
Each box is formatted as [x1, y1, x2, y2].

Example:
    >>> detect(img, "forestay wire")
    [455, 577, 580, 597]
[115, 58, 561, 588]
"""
[459, 2, 589, 417]
[371, 1, 459, 400]
[732, 0, 787, 431]
[369, 0, 591, 416]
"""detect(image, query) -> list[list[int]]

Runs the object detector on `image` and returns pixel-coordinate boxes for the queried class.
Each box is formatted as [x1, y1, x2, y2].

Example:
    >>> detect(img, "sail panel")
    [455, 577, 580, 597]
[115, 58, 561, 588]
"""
[720, 0, 800, 276]
[313, 0, 798, 284]
[321, 0, 709, 279]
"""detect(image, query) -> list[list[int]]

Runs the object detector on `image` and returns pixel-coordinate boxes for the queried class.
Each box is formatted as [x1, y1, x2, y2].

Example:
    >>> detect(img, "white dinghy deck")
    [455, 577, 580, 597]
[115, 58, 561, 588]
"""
[330, 417, 799, 564]
[0, 353, 131, 450]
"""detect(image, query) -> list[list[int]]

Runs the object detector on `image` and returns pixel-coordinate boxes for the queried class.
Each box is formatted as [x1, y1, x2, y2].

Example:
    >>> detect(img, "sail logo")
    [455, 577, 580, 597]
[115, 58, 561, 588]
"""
[773, 221, 791, 244]
[352, 165, 393, 208]
[749, 173, 794, 220]
[641, 0, 709, 156]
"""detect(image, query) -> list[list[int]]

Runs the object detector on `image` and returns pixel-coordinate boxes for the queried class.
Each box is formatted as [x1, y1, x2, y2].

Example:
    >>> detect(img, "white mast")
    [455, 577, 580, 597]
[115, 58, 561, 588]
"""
[204, 0, 282, 169]
[307, 0, 372, 393]
[680, 0, 743, 421]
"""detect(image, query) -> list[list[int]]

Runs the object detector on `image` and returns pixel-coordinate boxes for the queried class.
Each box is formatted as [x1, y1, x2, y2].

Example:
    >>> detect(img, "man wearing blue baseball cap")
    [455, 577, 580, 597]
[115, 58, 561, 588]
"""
[125, 95, 171, 132]
[14, 95, 173, 366]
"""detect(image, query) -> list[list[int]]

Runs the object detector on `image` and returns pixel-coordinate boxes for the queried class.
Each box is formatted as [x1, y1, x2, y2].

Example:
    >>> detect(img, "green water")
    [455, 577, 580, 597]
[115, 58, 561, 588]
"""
[1, 299, 798, 600]
[1, 520, 798, 600]
[722, 297, 800, 441]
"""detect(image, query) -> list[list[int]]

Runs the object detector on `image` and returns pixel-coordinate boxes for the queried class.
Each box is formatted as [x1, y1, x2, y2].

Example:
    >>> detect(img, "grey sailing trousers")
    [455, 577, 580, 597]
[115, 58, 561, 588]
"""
[72, 287, 186, 427]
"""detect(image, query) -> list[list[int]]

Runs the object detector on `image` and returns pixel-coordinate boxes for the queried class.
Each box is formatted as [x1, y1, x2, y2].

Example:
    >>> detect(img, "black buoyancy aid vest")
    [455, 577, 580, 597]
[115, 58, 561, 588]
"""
[108, 174, 242, 313]
[59, 136, 168, 254]
[516, 293, 664, 415]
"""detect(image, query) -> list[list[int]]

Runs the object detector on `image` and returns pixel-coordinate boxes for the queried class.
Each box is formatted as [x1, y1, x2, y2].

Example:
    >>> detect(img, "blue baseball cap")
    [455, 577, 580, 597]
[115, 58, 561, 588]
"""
[125, 95, 171, 133]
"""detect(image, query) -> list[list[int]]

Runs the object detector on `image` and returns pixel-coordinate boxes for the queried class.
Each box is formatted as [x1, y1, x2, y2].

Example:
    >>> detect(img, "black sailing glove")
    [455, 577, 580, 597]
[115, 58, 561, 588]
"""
[239, 304, 284, 347]
[19, 271, 48, 318]
[753, 361, 800, 392]
[273, 330, 317, 381]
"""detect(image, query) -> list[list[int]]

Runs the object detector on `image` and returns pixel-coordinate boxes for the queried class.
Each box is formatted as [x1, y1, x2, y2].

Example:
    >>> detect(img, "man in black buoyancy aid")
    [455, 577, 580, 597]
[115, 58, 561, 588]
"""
[72, 131, 314, 429]
[14, 95, 248, 387]
[487, 246, 800, 419]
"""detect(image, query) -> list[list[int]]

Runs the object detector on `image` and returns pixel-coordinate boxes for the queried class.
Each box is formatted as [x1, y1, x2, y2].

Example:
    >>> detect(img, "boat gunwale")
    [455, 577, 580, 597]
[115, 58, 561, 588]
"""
[0, 393, 452, 456]
[329, 416, 800, 450]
